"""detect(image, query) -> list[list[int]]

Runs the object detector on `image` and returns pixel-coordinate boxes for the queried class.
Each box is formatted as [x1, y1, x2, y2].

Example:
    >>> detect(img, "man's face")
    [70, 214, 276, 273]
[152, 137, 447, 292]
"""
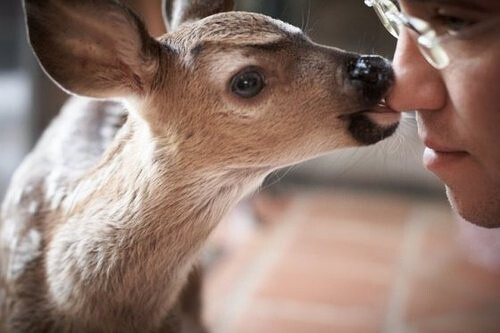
[386, 0, 500, 228]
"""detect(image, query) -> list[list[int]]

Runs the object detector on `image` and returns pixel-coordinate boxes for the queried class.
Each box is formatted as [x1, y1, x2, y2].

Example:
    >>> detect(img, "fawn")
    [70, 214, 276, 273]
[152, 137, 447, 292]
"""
[0, 0, 400, 331]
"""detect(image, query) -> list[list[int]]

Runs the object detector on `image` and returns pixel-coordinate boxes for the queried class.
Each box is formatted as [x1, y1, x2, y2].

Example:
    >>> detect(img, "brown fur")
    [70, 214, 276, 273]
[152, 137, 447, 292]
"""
[0, 0, 397, 332]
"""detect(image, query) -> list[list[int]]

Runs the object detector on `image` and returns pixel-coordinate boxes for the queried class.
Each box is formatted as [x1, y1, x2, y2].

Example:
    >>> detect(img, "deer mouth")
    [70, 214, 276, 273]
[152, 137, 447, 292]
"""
[345, 101, 400, 145]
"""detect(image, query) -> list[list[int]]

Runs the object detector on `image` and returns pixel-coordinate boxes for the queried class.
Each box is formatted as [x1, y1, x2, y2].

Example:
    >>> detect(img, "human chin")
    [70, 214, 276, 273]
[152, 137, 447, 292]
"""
[446, 185, 500, 229]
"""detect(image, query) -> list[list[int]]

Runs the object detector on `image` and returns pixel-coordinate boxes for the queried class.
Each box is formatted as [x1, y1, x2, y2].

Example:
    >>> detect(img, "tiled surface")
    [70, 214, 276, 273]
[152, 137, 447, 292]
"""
[202, 189, 500, 333]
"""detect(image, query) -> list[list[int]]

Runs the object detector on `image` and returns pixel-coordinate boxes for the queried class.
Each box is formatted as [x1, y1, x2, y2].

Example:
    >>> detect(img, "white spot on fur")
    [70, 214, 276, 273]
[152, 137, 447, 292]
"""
[272, 18, 302, 35]
[207, 51, 258, 86]
[2, 221, 42, 280]
[28, 201, 39, 215]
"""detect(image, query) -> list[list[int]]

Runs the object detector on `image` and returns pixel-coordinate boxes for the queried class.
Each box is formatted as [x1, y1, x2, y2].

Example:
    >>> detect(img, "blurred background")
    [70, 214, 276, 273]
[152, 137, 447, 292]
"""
[1, 1, 499, 332]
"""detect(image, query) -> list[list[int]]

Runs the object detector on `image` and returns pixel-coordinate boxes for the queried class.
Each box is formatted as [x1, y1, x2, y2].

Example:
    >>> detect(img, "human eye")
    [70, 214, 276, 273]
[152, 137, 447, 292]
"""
[430, 8, 479, 35]
[432, 11, 477, 35]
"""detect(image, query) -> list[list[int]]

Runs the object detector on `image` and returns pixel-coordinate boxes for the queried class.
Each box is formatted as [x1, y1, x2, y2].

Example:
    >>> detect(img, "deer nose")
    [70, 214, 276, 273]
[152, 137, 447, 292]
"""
[347, 55, 394, 103]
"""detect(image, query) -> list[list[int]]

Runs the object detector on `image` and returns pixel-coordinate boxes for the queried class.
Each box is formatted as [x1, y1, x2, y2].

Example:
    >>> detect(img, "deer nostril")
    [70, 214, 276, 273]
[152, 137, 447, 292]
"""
[346, 55, 394, 103]
[347, 56, 392, 85]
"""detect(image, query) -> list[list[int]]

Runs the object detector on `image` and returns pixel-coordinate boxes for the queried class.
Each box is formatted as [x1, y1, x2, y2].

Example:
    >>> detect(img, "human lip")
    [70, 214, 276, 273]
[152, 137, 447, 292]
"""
[423, 139, 466, 154]
[422, 140, 469, 171]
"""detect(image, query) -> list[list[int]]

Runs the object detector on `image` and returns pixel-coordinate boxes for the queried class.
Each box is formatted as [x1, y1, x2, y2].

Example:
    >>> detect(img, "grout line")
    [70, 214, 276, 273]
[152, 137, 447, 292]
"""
[211, 197, 307, 333]
[383, 205, 435, 333]
[412, 304, 500, 331]
[252, 298, 380, 326]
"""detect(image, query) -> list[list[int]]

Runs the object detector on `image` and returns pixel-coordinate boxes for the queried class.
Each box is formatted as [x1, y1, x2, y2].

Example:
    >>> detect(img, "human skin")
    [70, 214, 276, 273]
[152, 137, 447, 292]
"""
[385, 0, 500, 228]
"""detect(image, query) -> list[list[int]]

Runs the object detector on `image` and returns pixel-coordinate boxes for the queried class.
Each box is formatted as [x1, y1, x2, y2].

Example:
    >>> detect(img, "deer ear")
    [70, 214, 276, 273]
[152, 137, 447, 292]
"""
[168, 0, 234, 31]
[162, 0, 172, 32]
[24, 0, 164, 98]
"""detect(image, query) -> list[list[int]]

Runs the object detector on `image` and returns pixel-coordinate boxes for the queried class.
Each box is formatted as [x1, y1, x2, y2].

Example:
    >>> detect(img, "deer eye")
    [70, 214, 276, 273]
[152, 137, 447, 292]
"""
[231, 70, 265, 98]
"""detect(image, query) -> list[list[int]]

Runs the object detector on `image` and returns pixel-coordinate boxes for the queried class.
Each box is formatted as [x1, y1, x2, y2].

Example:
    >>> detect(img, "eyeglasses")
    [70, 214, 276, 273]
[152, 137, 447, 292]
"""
[365, 0, 450, 69]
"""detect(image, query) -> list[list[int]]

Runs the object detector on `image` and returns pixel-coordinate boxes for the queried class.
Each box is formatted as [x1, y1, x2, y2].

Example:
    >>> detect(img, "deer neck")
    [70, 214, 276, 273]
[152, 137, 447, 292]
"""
[47, 113, 269, 325]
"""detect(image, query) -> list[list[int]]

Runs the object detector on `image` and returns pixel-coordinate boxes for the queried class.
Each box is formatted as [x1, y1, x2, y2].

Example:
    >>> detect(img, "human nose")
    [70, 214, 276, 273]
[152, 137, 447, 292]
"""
[386, 30, 447, 112]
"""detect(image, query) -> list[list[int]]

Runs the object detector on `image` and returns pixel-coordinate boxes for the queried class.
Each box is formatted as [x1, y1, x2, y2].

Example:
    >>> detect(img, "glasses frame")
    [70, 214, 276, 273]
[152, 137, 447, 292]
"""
[365, 0, 451, 69]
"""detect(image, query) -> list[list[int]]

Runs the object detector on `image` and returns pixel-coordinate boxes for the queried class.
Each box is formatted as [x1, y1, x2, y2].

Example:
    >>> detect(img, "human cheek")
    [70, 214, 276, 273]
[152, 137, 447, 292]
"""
[445, 53, 500, 177]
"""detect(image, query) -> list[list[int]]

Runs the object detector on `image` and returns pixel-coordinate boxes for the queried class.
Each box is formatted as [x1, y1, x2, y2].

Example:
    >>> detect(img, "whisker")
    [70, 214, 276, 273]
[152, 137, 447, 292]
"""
[304, 0, 312, 34]
[402, 111, 417, 120]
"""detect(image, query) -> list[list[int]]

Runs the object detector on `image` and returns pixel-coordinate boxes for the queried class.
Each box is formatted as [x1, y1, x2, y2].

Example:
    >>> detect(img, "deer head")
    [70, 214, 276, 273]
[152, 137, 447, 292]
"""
[24, 0, 399, 174]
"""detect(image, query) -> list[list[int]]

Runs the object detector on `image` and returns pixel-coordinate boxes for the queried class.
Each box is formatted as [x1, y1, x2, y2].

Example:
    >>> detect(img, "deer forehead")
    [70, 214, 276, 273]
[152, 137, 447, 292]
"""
[168, 12, 302, 51]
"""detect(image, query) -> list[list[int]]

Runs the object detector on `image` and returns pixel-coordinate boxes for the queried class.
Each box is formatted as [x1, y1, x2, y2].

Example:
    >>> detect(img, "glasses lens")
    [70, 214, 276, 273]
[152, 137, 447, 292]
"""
[373, 2, 401, 38]
[417, 41, 450, 69]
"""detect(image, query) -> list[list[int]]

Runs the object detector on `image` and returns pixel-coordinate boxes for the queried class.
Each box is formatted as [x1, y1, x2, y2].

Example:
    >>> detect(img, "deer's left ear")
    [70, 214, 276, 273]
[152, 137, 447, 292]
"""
[166, 0, 234, 32]
[162, 0, 172, 32]
[24, 0, 165, 99]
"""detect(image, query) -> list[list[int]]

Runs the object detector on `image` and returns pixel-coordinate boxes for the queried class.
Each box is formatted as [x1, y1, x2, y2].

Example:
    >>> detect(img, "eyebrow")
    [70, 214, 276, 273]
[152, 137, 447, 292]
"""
[245, 39, 294, 52]
[246, 33, 307, 51]
[190, 33, 304, 58]
[191, 38, 297, 58]
[401, 0, 488, 10]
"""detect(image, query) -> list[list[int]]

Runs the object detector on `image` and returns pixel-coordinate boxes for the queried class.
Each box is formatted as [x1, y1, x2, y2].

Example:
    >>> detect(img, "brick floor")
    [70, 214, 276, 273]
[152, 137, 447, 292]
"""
[202, 189, 500, 333]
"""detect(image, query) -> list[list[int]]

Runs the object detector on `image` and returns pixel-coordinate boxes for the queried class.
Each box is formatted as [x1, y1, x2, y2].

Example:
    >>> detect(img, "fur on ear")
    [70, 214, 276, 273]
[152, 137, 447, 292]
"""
[24, 0, 164, 98]
[167, 0, 234, 31]
[162, 0, 172, 33]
